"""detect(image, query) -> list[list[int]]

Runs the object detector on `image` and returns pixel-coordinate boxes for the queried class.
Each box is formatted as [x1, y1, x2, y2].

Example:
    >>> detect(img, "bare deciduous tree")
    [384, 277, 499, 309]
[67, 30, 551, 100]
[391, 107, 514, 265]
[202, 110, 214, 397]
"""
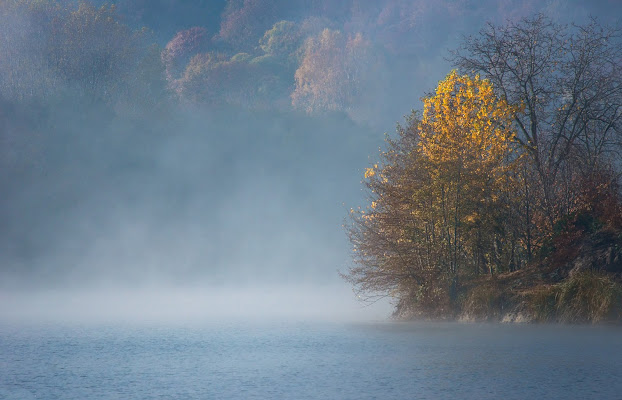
[452, 15, 622, 227]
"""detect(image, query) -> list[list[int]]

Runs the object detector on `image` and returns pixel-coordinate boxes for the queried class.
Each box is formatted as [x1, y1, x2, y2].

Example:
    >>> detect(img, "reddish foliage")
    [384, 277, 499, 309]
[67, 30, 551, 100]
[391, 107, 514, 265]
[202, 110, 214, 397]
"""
[162, 27, 210, 81]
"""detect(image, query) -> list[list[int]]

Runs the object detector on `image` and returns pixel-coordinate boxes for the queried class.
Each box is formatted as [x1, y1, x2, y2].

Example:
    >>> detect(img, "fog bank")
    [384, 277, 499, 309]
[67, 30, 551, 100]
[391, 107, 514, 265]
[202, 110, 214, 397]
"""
[0, 284, 392, 324]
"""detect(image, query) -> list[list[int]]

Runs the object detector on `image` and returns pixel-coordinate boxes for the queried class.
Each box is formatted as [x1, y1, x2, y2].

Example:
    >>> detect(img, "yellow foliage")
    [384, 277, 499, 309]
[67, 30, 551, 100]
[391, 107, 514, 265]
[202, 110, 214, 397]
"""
[364, 164, 378, 179]
[353, 70, 522, 285]
[419, 70, 518, 176]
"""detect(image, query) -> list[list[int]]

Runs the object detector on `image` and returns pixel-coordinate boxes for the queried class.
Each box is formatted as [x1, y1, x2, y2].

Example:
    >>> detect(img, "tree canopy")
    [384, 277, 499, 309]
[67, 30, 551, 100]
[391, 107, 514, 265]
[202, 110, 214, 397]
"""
[346, 71, 522, 315]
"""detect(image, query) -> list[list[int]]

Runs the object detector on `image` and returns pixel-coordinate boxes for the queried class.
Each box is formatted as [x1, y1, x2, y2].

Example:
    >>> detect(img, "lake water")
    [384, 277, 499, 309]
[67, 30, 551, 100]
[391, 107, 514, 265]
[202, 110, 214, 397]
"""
[1, 321, 621, 399]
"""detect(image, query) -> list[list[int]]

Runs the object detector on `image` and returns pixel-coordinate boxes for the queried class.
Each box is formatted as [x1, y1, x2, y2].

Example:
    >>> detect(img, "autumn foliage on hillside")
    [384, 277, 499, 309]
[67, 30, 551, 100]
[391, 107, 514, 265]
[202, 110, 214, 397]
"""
[5, 0, 613, 128]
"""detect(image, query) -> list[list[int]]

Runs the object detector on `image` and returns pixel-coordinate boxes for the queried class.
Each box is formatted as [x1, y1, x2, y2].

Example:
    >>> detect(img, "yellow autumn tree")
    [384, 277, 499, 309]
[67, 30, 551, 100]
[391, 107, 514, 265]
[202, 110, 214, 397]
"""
[345, 71, 524, 317]
[419, 70, 517, 173]
[418, 70, 522, 278]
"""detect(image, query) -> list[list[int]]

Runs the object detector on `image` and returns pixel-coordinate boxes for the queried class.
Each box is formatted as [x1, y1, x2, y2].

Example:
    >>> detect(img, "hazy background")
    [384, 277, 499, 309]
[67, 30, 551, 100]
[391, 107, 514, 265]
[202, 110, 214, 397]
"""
[1, 0, 621, 322]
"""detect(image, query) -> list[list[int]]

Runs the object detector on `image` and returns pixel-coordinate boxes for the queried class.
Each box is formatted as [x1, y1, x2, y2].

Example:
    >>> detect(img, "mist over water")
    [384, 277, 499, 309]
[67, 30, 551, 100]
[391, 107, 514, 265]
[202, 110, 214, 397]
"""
[0, 105, 389, 322]
[0, 284, 392, 324]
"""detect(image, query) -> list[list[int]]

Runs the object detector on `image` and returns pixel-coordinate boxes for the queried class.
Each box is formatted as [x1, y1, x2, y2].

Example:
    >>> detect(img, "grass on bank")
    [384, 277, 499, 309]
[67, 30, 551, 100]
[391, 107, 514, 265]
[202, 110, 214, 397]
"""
[529, 271, 622, 323]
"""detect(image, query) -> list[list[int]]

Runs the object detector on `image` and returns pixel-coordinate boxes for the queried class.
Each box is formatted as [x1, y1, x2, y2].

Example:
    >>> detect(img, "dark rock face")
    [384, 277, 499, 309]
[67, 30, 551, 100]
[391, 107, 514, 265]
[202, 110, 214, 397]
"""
[569, 233, 622, 277]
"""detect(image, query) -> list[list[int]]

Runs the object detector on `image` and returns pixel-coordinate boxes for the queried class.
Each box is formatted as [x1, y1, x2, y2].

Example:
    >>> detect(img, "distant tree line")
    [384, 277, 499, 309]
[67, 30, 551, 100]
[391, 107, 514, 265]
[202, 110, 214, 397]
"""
[344, 16, 622, 318]
[2, 0, 618, 126]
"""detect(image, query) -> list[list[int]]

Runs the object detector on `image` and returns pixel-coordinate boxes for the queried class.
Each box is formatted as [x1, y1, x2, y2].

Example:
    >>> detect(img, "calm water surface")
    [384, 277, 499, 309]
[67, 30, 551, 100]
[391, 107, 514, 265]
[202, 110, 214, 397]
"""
[1, 321, 621, 399]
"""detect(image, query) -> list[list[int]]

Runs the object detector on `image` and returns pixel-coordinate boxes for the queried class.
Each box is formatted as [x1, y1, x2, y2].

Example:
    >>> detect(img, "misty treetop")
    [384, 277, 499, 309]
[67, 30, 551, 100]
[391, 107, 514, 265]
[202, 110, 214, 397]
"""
[345, 16, 622, 322]
[2, 0, 620, 127]
[0, 0, 168, 116]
